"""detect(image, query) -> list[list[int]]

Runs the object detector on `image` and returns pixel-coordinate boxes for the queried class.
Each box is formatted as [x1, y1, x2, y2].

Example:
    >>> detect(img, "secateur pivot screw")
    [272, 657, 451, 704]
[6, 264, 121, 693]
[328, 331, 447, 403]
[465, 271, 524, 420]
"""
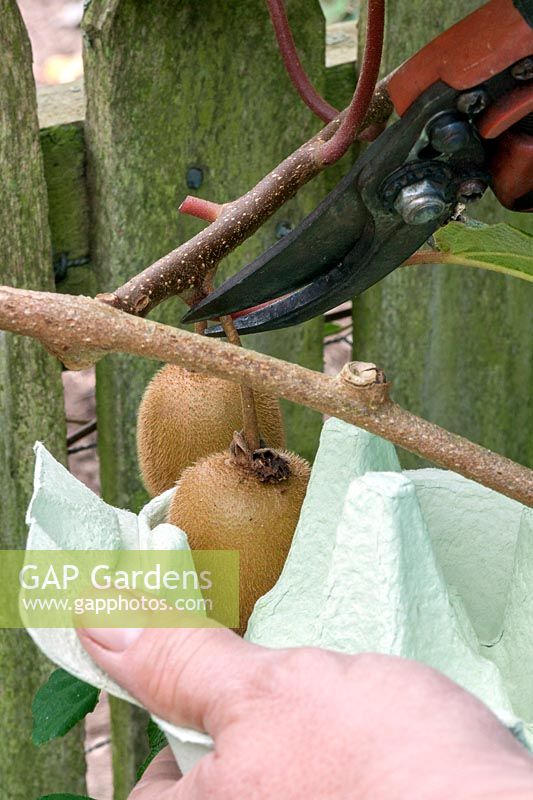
[429, 114, 471, 153]
[457, 178, 487, 203]
[394, 180, 447, 225]
[511, 57, 533, 81]
[456, 89, 489, 115]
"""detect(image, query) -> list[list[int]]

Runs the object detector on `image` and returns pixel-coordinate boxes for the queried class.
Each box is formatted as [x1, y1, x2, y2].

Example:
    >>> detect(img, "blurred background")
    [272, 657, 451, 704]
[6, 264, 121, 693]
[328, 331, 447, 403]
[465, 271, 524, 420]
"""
[19, 0, 358, 86]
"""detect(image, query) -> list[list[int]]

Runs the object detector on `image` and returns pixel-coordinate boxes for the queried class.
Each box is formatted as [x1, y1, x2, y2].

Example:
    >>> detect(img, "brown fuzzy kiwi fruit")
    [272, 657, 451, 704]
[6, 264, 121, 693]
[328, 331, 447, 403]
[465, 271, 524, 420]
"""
[168, 442, 310, 635]
[137, 365, 285, 497]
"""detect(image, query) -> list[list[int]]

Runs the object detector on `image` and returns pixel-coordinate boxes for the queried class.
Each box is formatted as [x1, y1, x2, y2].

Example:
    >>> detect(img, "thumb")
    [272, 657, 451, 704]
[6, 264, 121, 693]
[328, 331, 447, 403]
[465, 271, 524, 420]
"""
[77, 622, 265, 735]
[128, 747, 181, 799]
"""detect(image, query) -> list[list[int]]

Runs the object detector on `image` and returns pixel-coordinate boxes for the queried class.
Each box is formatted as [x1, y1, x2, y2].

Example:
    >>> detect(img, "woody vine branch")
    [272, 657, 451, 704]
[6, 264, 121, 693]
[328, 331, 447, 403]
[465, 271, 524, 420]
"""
[1, 286, 532, 508]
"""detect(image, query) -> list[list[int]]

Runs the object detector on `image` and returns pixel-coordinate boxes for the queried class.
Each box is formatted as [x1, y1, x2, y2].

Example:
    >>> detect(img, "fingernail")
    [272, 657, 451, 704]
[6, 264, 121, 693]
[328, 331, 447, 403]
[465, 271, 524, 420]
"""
[78, 627, 143, 651]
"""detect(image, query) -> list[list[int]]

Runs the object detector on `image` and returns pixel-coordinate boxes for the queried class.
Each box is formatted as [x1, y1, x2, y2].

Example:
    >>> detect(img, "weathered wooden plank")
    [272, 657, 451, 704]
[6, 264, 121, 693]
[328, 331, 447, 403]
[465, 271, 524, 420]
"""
[0, 2, 86, 797]
[37, 79, 85, 129]
[355, 0, 533, 469]
[324, 24, 360, 193]
[326, 20, 358, 68]
[37, 80, 96, 297]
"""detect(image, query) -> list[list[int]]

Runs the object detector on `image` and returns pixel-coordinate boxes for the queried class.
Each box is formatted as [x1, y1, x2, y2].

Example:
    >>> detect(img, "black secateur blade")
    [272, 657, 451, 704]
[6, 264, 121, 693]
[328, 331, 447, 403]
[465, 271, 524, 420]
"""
[183, 80, 493, 336]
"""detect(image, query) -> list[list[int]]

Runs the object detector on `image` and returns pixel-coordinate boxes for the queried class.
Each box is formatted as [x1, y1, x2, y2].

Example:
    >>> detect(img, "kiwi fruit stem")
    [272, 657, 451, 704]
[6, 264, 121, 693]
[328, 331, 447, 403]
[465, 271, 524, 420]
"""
[230, 431, 292, 483]
[220, 314, 261, 451]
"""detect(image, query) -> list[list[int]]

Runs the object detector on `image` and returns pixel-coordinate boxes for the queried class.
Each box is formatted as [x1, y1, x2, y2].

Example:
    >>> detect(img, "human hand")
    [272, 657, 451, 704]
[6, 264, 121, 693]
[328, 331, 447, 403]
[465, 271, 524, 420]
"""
[77, 624, 533, 799]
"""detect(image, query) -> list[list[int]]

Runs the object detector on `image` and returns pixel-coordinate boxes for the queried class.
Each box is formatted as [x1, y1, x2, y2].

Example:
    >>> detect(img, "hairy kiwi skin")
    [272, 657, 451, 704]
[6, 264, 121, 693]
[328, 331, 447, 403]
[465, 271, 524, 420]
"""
[168, 450, 310, 635]
[137, 365, 285, 497]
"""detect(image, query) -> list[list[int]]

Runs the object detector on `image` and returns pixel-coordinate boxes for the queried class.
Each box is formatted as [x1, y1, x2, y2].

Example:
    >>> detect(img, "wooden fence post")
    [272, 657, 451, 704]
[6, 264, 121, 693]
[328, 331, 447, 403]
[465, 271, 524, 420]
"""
[355, 0, 533, 470]
[83, 0, 329, 511]
[0, 3, 87, 797]
[38, 79, 97, 299]
[82, 1, 329, 795]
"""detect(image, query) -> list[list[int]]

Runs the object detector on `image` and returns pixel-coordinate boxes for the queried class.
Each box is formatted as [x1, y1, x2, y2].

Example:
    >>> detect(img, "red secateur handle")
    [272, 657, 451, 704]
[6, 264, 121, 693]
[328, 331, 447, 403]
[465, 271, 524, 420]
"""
[388, 0, 533, 211]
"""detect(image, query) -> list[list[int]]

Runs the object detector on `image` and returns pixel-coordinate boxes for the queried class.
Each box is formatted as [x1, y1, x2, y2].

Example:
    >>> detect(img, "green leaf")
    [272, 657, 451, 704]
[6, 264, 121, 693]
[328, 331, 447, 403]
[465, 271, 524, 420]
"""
[32, 669, 100, 746]
[323, 322, 344, 337]
[136, 720, 168, 780]
[38, 795, 96, 799]
[433, 222, 533, 282]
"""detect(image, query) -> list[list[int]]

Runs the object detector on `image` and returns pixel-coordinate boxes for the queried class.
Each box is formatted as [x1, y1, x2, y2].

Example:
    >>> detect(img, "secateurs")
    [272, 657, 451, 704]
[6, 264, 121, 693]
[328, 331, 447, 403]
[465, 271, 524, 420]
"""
[184, 0, 533, 335]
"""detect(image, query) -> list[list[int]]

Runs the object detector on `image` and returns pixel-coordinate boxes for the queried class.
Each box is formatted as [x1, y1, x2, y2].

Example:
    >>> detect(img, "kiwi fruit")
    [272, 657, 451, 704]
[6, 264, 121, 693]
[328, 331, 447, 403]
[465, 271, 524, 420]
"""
[168, 440, 310, 635]
[137, 365, 285, 496]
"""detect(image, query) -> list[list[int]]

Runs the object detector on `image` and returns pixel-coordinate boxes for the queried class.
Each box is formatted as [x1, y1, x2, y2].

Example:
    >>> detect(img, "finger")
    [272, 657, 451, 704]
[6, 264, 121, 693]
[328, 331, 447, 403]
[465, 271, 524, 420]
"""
[76, 622, 267, 734]
[170, 753, 221, 800]
[129, 746, 222, 800]
[132, 749, 222, 800]
[129, 747, 182, 799]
